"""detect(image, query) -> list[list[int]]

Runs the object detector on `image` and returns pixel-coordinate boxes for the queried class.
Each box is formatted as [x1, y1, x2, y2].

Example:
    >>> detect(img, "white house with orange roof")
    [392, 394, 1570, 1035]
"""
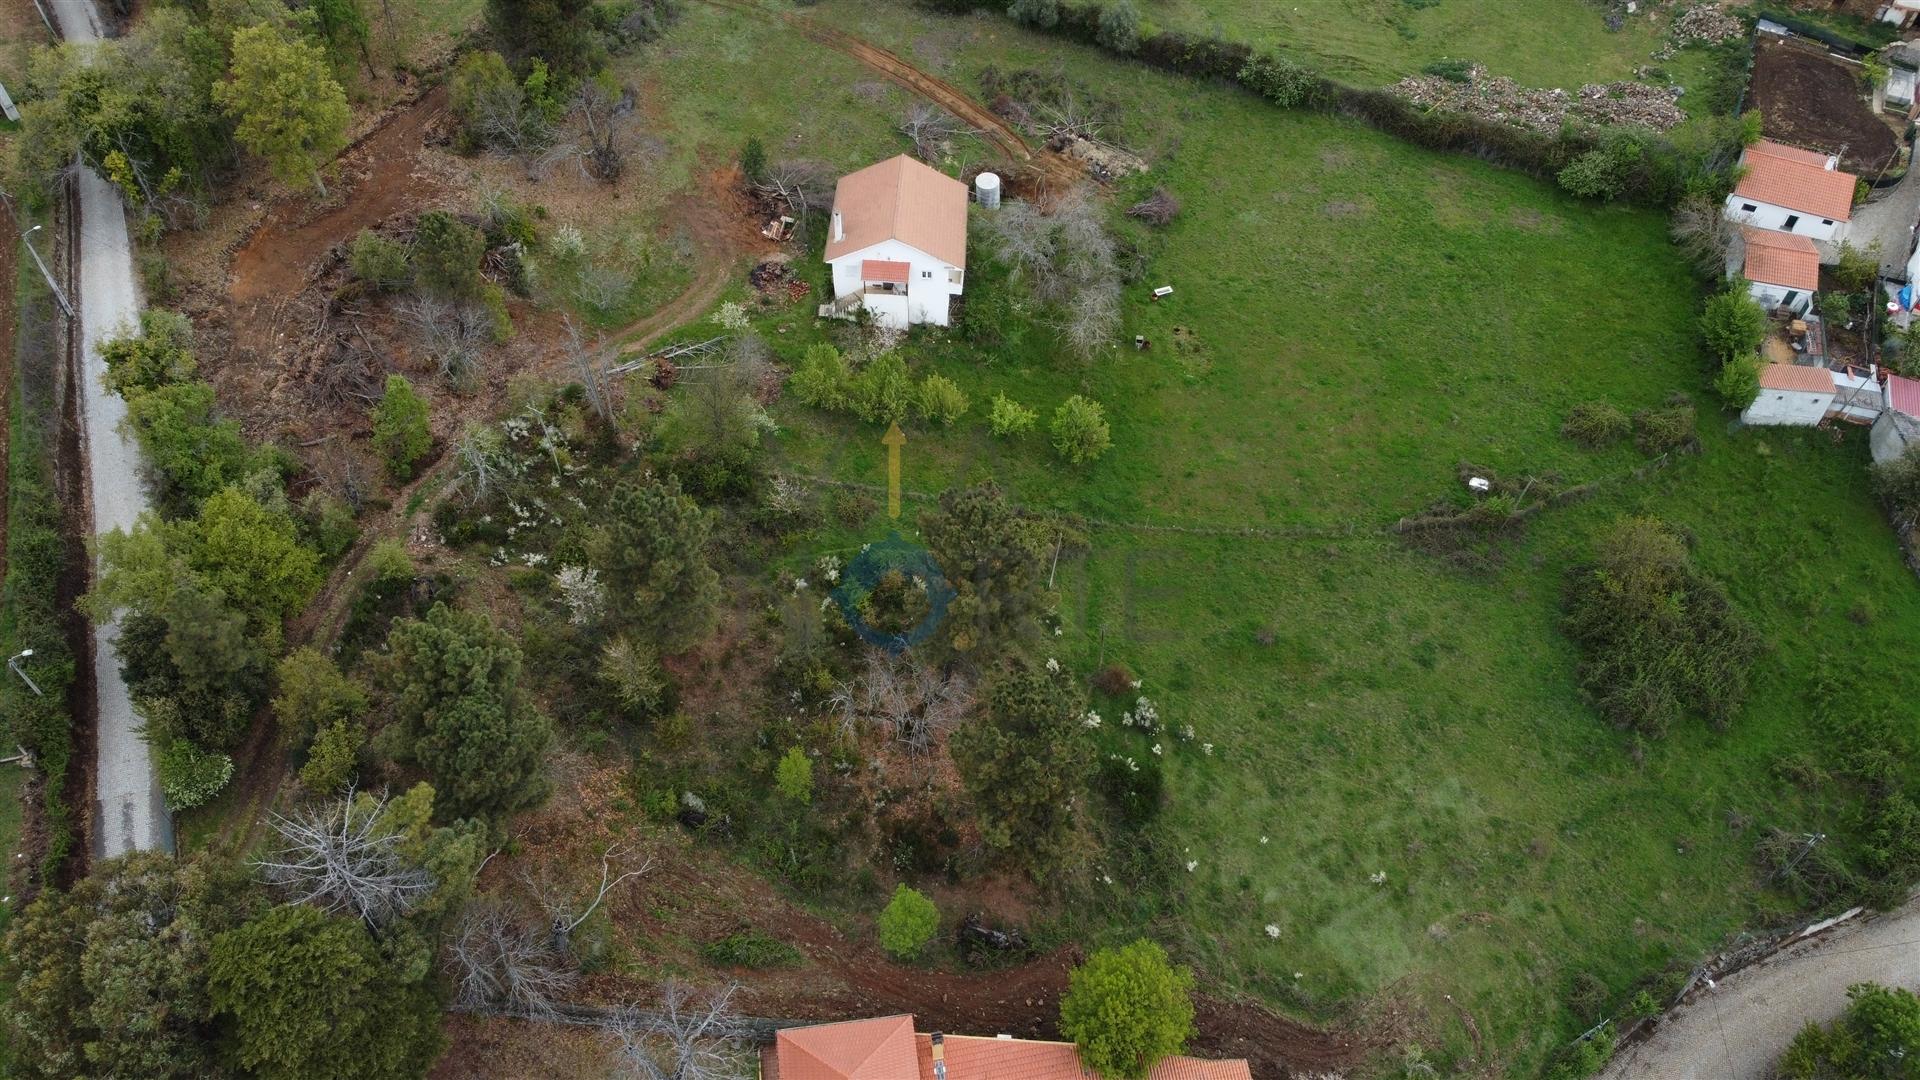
[822, 155, 968, 330]
[1724, 140, 1857, 244]
[1741, 227, 1821, 315]
[1742, 363, 1840, 426]
[762, 1014, 1253, 1080]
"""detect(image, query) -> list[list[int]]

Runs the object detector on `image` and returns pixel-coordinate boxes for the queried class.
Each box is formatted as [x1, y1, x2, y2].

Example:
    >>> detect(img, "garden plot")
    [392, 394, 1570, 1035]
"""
[1750, 33, 1899, 176]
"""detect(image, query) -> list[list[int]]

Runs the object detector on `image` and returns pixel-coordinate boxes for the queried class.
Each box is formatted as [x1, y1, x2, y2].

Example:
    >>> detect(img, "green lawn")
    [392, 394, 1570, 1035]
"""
[1140, 0, 1673, 89]
[622, 3, 1920, 1072]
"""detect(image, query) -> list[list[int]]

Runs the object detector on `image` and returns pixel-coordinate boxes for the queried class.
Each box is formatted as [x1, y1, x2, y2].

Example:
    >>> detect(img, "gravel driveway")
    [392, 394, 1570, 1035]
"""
[49, 0, 173, 858]
[1599, 906, 1920, 1079]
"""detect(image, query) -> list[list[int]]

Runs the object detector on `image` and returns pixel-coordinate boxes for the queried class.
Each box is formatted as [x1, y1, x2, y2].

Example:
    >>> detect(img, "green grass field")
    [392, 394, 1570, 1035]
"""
[618, 3, 1920, 1071]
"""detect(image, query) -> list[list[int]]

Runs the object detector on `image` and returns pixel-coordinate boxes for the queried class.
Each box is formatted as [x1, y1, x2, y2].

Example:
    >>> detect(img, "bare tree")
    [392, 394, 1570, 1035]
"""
[398, 295, 491, 385]
[445, 900, 577, 1018]
[570, 261, 637, 314]
[1672, 193, 1740, 277]
[610, 982, 748, 1080]
[467, 78, 556, 157]
[832, 650, 973, 756]
[449, 424, 510, 505]
[989, 189, 1121, 358]
[750, 159, 835, 238]
[255, 790, 436, 928]
[1127, 187, 1181, 226]
[564, 316, 615, 422]
[898, 102, 976, 161]
[524, 843, 651, 955]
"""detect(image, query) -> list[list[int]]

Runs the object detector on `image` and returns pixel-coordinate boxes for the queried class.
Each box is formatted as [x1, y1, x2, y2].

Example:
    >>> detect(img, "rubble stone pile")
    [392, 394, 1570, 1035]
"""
[1664, 4, 1743, 53]
[1390, 65, 1686, 133]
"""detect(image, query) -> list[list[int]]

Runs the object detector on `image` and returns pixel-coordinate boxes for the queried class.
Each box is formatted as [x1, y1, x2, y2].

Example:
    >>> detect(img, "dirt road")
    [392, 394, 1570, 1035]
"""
[50, 0, 173, 857]
[1600, 907, 1920, 1079]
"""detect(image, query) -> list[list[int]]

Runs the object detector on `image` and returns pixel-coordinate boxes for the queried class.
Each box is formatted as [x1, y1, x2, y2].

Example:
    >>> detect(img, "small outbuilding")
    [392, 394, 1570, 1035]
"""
[1743, 363, 1838, 426]
[1742, 227, 1820, 316]
[1873, 373, 1920, 463]
[1724, 140, 1856, 244]
[821, 154, 968, 330]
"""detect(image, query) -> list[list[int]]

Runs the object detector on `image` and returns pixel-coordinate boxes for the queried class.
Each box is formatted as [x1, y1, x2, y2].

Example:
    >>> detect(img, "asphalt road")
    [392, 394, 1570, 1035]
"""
[1599, 909, 1920, 1079]
[46, 0, 172, 857]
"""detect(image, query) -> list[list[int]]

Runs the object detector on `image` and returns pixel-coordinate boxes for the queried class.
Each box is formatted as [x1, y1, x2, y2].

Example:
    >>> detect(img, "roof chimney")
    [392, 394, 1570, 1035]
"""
[931, 1033, 946, 1080]
[832, 211, 844, 242]
[1827, 154, 1840, 171]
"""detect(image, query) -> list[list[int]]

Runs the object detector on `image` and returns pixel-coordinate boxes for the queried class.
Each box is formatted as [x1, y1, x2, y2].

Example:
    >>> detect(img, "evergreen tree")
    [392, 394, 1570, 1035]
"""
[922, 482, 1050, 654]
[214, 24, 351, 195]
[371, 375, 432, 481]
[950, 661, 1092, 864]
[485, 0, 600, 76]
[591, 477, 722, 651]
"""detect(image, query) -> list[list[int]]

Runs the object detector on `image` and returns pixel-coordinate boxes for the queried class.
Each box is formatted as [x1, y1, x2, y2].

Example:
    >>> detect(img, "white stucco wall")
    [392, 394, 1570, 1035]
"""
[1743, 387, 1834, 426]
[1748, 278, 1814, 315]
[827, 238, 964, 329]
[1725, 195, 1848, 243]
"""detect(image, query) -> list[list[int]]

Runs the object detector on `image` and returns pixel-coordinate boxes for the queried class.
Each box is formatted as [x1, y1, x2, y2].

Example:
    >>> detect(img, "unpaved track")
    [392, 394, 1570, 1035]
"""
[50, 0, 173, 857]
[1600, 904, 1920, 1079]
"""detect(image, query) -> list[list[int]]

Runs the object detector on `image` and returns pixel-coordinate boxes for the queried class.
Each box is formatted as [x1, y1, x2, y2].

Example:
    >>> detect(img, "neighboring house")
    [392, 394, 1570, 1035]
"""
[1872, 373, 1920, 463]
[1742, 362, 1840, 426]
[761, 1014, 1253, 1080]
[1879, 0, 1920, 27]
[1724, 140, 1857, 244]
[1742, 227, 1820, 315]
[822, 155, 968, 329]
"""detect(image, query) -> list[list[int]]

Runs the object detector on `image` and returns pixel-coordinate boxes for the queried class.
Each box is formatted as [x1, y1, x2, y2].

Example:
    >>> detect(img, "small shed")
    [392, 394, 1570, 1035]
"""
[1742, 228, 1820, 315]
[1872, 407, 1920, 464]
[1743, 363, 1837, 426]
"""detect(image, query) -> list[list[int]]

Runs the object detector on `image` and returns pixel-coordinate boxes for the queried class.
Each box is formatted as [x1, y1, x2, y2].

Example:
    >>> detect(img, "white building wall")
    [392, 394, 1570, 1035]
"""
[826, 238, 964, 329]
[1724, 195, 1848, 243]
[1747, 278, 1814, 315]
[1742, 387, 1834, 426]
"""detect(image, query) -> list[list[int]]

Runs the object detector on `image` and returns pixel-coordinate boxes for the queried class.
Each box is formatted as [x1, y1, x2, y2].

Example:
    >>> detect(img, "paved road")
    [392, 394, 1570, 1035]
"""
[46, 0, 172, 857]
[1846, 165, 1920, 281]
[1599, 909, 1920, 1079]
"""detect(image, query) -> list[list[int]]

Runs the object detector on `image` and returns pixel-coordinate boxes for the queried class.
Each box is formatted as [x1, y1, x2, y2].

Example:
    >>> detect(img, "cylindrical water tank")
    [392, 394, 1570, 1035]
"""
[975, 171, 1001, 209]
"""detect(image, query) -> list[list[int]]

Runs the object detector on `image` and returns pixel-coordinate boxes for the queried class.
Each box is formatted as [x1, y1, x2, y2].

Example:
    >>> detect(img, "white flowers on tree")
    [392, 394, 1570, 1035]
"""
[1265, 924, 1281, 939]
[713, 300, 750, 331]
[554, 565, 603, 626]
[1081, 710, 1102, 730]
[1045, 657, 1061, 673]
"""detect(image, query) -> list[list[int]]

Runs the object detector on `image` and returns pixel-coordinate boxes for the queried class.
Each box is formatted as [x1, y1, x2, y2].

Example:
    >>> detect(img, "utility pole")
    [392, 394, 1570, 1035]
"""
[7, 649, 44, 698]
[20, 224, 72, 323]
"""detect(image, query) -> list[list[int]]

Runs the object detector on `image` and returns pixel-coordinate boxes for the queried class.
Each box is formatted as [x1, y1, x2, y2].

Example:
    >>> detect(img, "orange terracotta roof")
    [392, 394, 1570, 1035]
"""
[826, 155, 968, 268]
[1889, 373, 1920, 415]
[1733, 140, 1856, 222]
[1758, 363, 1836, 394]
[768, 1016, 920, 1080]
[908, 1034, 1253, 1080]
[1742, 227, 1821, 291]
[860, 259, 912, 284]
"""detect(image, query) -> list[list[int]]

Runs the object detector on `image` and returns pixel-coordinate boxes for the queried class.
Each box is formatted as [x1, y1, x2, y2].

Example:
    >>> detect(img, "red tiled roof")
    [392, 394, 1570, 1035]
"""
[1742, 227, 1821, 291]
[909, 1035, 1253, 1080]
[1889, 373, 1920, 416]
[826, 155, 969, 267]
[1733, 140, 1856, 222]
[1758, 363, 1836, 395]
[860, 259, 912, 284]
[768, 1016, 919, 1080]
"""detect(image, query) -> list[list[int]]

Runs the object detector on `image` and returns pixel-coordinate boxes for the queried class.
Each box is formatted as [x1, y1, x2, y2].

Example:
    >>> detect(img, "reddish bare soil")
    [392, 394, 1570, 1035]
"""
[1750, 34, 1899, 176]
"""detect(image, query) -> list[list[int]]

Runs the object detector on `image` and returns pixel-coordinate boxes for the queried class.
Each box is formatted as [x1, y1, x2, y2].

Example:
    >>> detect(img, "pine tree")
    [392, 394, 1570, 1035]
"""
[371, 375, 432, 481]
[591, 477, 722, 651]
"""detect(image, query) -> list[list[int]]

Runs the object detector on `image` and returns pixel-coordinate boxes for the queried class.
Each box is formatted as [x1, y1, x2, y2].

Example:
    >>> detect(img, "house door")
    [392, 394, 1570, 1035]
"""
[1783, 214, 1801, 231]
[1782, 290, 1799, 308]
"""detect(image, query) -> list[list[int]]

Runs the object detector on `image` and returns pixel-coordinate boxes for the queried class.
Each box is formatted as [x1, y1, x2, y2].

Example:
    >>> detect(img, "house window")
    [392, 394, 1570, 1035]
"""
[922, 270, 932, 279]
[1740, 203, 1758, 213]
[1822, 219, 1834, 226]
[1784, 214, 1801, 230]
[949, 268, 964, 285]
[1783, 290, 1799, 306]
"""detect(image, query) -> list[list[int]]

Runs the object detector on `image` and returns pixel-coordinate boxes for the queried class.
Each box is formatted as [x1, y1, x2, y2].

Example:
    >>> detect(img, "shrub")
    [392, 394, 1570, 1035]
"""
[774, 746, 814, 804]
[1557, 149, 1628, 201]
[155, 736, 234, 809]
[740, 136, 767, 183]
[299, 718, 364, 792]
[789, 343, 851, 410]
[1561, 401, 1630, 448]
[916, 373, 969, 426]
[1632, 404, 1696, 455]
[1830, 241, 1880, 293]
[371, 375, 432, 481]
[1562, 517, 1760, 738]
[273, 647, 368, 742]
[598, 636, 666, 719]
[701, 930, 802, 969]
[100, 309, 196, 399]
[349, 230, 412, 292]
[1091, 663, 1136, 696]
[988, 393, 1038, 436]
[1422, 57, 1474, 82]
[1059, 940, 1195, 1080]
[1095, 0, 1139, 52]
[413, 211, 487, 299]
[1239, 52, 1323, 107]
[1126, 188, 1181, 226]
[877, 884, 939, 960]
[1096, 753, 1163, 829]
[1006, 0, 1059, 28]
[1699, 287, 1767, 364]
[1779, 983, 1920, 1079]
[849, 353, 915, 425]
[1051, 395, 1112, 463]
[365, 539, 416, 586]
[1713, 355, 1762, 411]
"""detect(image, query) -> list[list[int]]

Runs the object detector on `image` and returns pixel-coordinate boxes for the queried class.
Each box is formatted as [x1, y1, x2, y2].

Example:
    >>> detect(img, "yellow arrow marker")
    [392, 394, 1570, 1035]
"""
[882, 421, 905, 519]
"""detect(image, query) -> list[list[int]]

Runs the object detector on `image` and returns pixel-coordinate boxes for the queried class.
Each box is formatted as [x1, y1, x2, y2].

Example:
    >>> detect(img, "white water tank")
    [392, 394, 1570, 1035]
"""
[975, 171, 1001, 209]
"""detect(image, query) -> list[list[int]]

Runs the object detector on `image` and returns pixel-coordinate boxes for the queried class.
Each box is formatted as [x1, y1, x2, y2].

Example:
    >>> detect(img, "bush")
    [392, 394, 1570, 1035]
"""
[701, 930, 803, 969]
[1713, 355, 1762, 411]
[1051, 395, 1112, 463]
[299, 718, 364, 792]
[1006, 0, 1059, 28]
[789, 343, 850, 410]
[849, 353, 915, 425]
[916, 373, 969, 426]
[155, 736, 234, 809]
[989, 393, 1038, 437]
[364, 539, 415, 587]
[877, 884, 939, 960]
[371, 375, 432, 481]
[1095, 0, 1139, 52]
[740, 136, 767, 183]
[1059, 940, 1195, 1080]
[100, 309, 196, 399]
[774, 746, 814, 804]
[1632, 404, 1697, 455]
[1239, 51, 1324, 107]
[349, 230, 412, 292]
[1779, 983, 1920, 1079]
[1562, 517, 1761, 737]
[1422, 57, 1474, 82]
[1561, 401, 1630, 448]
[1557, 149, 1628, 201]
[1096, 753, 1164, 829]
[598, 636, 666, 719]
[413, 211, 487, 299]
[1699, 287, 1767, 364]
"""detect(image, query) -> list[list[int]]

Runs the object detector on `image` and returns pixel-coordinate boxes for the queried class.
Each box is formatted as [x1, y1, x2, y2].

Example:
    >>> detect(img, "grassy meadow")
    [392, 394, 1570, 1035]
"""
[610, 2, 1920, 1071]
